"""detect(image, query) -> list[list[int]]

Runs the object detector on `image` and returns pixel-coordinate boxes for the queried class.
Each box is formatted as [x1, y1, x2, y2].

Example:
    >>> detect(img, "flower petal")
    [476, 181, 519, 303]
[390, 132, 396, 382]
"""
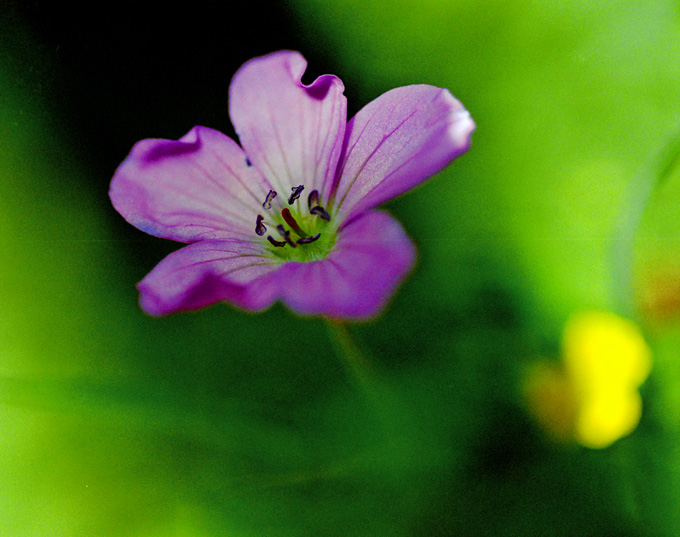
[110, 126, 271, 243]
[248, 210, 416, 319]
[137, 240, 280, 316]
[228, 51, 347, 202]
[330, 85, 475, 222]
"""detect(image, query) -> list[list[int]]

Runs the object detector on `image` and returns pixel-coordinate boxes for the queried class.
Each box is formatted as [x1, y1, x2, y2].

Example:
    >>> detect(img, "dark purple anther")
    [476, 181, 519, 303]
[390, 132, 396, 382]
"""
[310, 206, 331, 221]
[276, 224, 297, 248]
[267, 235, 286, 247]
[263, 190, 278, 209]
[255, 214, 267, 236]
[297, 233, 321, 245]
[288, 185, 305, 205]
[308, 189, 320, 210]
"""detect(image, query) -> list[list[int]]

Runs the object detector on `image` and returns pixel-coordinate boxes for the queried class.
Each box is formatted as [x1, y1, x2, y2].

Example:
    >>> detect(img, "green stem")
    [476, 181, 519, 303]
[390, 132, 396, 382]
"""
[614, 125, 680, 316]
[324, 319, 381, 394]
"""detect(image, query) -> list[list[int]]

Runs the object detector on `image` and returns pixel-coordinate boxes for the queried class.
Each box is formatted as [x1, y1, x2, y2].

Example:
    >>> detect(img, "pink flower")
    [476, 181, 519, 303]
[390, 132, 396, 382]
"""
[110, 51, 474, 319]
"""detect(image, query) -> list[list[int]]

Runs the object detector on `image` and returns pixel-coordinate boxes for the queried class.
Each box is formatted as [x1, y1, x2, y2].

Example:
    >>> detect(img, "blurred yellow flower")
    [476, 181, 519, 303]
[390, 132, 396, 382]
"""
[524, 311, 652, 449]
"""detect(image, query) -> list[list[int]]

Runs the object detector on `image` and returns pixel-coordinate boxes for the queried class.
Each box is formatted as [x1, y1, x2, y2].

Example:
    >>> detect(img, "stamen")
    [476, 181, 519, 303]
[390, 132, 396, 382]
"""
[255, 214, 267, 236]
[308, 189, 320, 210]
[276, 225, 297, 248]
[310, 206, 331, 221]
[281, 208, 307, 238]
[288, 185, 305, 205]
[267, 235, 286, 247]
[263, 190, 278, 209]
[297, 233, 321, 245]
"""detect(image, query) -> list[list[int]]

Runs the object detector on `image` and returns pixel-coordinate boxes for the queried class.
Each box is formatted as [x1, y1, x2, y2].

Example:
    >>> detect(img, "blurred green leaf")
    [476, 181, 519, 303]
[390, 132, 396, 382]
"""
[293, 0, 680, 332]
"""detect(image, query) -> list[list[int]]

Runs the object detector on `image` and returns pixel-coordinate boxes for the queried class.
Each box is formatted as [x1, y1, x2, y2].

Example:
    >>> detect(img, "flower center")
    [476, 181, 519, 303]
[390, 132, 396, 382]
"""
[255, 185, 336, 262]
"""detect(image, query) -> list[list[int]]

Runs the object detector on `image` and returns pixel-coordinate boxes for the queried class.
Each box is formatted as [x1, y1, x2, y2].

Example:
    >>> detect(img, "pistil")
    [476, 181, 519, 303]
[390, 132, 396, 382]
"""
[281, 208, 308, 238]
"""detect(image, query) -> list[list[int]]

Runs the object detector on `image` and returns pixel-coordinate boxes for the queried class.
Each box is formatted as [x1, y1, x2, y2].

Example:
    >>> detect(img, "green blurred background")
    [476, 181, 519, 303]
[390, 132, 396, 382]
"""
[3, 0, 680, 534]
